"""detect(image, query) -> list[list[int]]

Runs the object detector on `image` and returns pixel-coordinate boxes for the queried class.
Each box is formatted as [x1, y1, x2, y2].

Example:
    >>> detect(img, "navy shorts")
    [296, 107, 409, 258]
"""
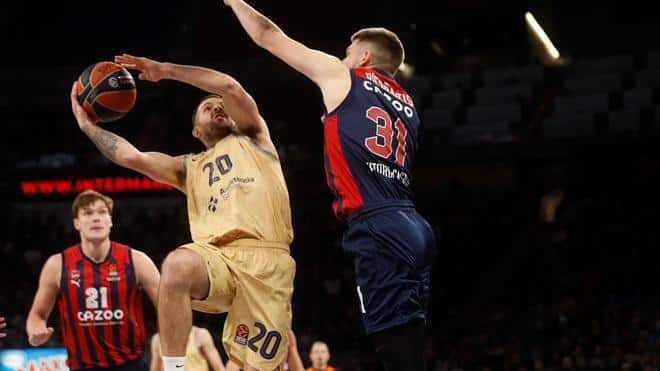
[343, 201, 437, 334]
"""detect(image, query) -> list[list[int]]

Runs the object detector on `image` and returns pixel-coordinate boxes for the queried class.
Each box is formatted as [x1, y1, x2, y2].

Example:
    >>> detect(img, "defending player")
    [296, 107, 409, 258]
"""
[223, 2, 437, 370]
[70, 55, 295, 371]
[26, 190, 160, 371]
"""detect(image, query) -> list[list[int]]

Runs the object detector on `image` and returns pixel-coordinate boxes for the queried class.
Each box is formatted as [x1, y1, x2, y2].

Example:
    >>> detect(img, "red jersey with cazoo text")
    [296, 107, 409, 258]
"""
[57, 242, 145, 370]
[323, 67, 420, 219]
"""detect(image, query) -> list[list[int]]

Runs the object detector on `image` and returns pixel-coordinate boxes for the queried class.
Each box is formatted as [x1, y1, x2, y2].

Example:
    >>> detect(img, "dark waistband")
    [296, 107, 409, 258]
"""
[347, 200, 415, 226]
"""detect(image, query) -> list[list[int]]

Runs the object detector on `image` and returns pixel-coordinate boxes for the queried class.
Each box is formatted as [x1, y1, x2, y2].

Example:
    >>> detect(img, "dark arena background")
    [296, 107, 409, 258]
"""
[3, 0, 660, 370]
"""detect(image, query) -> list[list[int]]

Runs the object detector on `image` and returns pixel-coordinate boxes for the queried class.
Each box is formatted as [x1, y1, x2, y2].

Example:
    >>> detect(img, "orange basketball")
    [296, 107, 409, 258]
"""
[75, 61, 137, 123]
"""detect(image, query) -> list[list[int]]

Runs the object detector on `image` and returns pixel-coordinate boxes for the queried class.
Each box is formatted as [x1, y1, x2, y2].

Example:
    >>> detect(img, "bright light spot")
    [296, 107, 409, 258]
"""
[398, 62, 415, 78]
[525, 11, 560, 60]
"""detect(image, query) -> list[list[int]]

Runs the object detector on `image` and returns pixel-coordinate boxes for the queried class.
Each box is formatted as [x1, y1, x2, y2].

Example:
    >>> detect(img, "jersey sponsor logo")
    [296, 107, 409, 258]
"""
[70, 269, 81, 288]
[219, 176, 255, 200]
[366, 161, 410, 186]
[234, 324, 249, 345]
[363, 71, 414, 105]
[107, 263, 121, 282]
[77, 309, 125, 325]
[362, 80, 415, 118]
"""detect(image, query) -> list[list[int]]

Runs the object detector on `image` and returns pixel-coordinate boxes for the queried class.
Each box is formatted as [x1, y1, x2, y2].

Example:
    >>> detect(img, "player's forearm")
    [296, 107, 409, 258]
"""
[80, 124, 141, 167]
[225, 0, 283, 48]
[162, 63, 239, 96]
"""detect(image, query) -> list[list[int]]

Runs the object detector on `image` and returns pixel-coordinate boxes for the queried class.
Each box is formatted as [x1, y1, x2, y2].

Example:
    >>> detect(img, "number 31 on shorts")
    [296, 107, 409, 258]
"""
[234, 322, 282, 360]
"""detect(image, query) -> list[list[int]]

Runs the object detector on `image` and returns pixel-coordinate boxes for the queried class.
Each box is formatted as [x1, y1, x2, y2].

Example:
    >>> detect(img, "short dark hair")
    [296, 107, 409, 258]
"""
[351, 27, 405, 74]
[72, 190, 113, 218]
[191, 94, 223, 127]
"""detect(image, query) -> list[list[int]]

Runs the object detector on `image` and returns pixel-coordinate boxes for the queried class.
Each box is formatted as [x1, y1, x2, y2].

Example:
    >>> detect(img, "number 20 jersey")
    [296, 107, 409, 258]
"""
[323, 67, 420, 219]
[184, 135, 294, 247]
[57, 242, 145, 370]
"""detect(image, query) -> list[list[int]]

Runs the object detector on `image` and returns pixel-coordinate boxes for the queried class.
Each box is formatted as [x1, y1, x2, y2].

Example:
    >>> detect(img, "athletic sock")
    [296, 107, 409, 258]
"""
[163, 356, 186, 371]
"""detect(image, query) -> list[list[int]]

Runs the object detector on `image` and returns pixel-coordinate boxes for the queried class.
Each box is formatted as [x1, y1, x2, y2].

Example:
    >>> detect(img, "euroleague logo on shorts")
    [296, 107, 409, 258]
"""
[234, 324, 249, 345]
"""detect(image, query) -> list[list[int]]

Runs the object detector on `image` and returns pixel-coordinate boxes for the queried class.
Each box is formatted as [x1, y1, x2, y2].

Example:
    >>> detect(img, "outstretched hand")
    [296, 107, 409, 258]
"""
[115, 54, 167, 82]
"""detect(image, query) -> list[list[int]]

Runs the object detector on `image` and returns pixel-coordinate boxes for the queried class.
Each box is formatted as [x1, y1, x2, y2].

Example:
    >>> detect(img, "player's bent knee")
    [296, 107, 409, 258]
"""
[161, 248, 206, 286]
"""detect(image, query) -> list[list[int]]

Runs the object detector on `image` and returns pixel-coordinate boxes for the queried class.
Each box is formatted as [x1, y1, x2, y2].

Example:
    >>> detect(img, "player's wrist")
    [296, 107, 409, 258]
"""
[160, 63, 176, 80]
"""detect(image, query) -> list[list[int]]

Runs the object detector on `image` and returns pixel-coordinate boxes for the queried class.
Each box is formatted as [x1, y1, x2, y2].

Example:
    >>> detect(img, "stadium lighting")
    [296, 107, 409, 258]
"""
[525, 11, 560, 60]
[398, 62, 415, 78]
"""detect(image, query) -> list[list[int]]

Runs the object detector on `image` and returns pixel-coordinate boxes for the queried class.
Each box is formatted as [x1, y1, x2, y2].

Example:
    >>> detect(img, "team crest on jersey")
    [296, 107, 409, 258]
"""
[107, 263, 121, 282]
[234, 324, 249, 345]
[70, 270, 80, 288]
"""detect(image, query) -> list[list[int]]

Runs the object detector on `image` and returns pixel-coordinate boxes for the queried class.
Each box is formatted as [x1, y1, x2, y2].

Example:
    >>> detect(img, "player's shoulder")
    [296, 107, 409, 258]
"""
[61, 244, 80, 255]
[40, 253, 63, 286]
[43, 253, 63, 268]
[129, 248, 156, 265]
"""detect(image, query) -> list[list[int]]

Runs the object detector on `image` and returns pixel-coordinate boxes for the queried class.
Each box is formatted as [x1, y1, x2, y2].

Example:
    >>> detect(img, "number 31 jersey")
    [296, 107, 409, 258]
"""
[323, 67, 420, 219]
[184, 135, 293, 247]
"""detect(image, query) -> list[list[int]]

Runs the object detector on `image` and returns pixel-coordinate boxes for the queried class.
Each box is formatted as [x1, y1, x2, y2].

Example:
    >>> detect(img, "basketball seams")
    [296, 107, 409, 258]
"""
[89, 62, 122, 87]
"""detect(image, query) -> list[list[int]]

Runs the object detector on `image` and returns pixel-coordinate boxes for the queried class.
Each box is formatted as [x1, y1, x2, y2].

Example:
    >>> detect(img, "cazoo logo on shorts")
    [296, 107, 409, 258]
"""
[77, 309, 124, 323]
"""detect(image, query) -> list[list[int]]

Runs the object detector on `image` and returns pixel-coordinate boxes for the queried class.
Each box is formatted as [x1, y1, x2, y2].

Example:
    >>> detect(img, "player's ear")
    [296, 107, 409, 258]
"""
[73, 217, 81, 231]
[358, 49, 372, 67]
[192, 126, 201, 139]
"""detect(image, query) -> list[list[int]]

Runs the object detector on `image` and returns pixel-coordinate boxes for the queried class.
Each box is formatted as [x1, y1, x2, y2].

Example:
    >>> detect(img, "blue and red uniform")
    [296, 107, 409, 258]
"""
[323, 67, 437, 334]
[57, 242, 147, 370]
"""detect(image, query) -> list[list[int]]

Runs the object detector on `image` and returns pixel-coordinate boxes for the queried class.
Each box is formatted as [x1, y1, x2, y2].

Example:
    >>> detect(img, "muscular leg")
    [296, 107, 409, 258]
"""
[158, 248, 210, 357]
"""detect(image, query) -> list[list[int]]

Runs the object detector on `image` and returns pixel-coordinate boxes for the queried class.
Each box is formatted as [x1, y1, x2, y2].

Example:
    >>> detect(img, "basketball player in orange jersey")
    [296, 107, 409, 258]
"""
[26, 190, 161, 371]
[70, 55, 295, 371]
[223, 2, 437, 371]
[151, 326, 226, 371]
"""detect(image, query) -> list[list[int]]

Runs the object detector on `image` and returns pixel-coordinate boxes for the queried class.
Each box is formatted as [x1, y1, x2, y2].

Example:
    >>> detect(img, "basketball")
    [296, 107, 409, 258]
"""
[74, 61, 137, 123]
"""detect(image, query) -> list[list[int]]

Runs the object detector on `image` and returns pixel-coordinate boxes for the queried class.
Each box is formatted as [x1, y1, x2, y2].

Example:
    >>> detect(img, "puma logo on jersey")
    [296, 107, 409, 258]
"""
[70, 269, 81, 287]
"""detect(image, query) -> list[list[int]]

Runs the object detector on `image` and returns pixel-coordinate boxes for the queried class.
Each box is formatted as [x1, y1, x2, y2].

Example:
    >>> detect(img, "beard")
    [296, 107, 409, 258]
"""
[204, 119, 234, 143]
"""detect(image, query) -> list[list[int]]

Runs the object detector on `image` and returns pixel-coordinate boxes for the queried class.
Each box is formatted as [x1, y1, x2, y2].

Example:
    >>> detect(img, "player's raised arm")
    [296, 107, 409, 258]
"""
[70, 83, 186, 192]
[114, 54, 270, 143]
[222, 0, 350, 109]
[26, 254, 60, 347]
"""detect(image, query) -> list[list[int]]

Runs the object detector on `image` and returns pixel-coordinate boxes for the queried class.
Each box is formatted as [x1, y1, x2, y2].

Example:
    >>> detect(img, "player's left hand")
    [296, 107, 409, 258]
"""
[70, 82, 99, 128]
[115, 54, 167, 82]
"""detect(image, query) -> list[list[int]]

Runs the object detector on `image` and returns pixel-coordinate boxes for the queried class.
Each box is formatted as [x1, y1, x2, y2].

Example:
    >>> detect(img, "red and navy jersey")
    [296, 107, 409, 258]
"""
[323, 67, 419, 219]
[57, 242, 145, 370]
